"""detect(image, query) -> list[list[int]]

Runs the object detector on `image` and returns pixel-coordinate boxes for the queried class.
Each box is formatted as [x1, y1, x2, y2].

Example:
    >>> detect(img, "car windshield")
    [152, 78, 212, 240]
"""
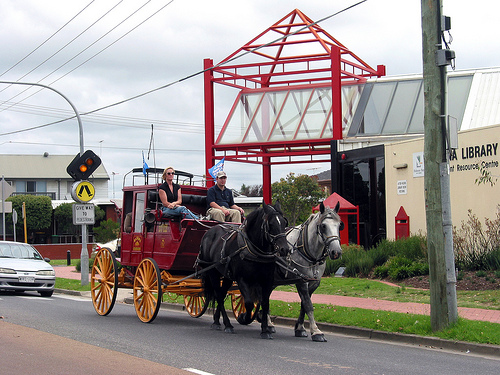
[0, 243, 43, 260]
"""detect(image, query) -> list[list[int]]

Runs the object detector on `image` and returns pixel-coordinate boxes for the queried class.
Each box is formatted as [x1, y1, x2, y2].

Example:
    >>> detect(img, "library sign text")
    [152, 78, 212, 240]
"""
[449, 142, 498, 173]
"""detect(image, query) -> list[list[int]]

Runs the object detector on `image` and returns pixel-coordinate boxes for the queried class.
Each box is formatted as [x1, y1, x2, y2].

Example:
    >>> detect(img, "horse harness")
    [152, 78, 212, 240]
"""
[228, 206, 287, 263]
[277, 211, 340, 281]
[192, 208, 286, 280]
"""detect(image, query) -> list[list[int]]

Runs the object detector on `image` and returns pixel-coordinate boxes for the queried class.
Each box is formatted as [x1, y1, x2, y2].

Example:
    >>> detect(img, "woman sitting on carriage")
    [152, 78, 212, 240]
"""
[159, 166, 199, 220]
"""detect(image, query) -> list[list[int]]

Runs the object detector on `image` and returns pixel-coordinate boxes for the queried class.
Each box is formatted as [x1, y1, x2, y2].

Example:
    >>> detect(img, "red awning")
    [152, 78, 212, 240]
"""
[313, 192, 357, 212]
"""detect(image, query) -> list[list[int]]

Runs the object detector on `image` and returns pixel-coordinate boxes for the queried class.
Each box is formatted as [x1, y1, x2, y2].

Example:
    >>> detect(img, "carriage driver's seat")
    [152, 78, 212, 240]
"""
[147, 190, 207, 222]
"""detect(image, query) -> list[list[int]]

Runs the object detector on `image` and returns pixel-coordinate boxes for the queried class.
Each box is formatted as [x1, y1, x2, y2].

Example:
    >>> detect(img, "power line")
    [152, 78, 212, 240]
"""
[3, 140, 204, 153]
[0, 1, 366, 136]
[73, 1, 369, 116]
[0, 0, 95, 79]
[0, 1, 124, 93]
[0, 0, 153, 112]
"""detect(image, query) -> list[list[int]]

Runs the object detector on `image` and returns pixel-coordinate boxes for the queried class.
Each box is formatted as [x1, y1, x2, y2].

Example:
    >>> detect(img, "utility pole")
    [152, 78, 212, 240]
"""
[420, 0, 458, 330]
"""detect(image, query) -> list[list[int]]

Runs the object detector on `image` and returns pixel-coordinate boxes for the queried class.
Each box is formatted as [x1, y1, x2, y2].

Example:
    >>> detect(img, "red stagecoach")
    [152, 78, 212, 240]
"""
[90, 168, 250, 323]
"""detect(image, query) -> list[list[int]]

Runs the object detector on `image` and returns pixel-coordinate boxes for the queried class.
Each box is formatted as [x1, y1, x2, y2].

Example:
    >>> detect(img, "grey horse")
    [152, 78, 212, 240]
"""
[271, 201, 343, 342]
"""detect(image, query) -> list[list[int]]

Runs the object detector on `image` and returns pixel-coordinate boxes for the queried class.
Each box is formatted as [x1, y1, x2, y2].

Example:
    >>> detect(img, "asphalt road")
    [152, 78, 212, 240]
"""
[2, 291, 500, 375]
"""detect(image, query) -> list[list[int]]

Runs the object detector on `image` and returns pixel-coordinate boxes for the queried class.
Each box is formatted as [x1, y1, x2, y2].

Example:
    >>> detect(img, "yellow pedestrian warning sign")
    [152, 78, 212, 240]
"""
[71, 181, 95, 203]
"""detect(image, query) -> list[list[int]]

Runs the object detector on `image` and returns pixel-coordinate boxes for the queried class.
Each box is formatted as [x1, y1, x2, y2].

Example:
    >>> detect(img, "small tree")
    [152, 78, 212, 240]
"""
[271, 173, 326, 225]
[6, 195, 52, 242]
[93, 219, 120, 243]
[239, 184, 263, 197]
[54, 202, 79, 235]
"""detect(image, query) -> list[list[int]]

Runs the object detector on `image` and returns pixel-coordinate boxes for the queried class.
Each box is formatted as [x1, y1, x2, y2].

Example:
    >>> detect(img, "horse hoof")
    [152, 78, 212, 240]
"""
[237, 313, 249, 325]
[211, 323, 221, 331]
[260, 332, 273, 340]
[268, 326, 276, 334]
[224, 327, 235, 334]
[295, 330, 308, 338]
[312, 334, 327, 342]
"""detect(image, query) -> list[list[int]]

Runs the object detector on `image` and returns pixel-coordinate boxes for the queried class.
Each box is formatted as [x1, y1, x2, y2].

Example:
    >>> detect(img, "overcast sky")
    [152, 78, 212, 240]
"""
[1, 0, 498, 198]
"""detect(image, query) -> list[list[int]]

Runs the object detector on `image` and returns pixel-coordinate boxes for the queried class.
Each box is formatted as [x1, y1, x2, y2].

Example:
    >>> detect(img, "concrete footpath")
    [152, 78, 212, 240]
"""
[54, 265, 500, 357]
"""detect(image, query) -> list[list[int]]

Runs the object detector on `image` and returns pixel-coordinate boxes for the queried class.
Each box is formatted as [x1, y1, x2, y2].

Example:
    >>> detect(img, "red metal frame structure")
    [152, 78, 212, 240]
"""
[204, 9, 385, 202]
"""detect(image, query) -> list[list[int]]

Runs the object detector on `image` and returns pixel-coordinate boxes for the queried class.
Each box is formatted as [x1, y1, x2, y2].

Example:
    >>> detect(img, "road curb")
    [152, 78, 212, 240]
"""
[56, 289, 500, 357]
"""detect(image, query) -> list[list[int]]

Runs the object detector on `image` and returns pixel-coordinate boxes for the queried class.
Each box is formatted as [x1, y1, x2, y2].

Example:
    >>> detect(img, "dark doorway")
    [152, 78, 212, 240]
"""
[331, 144, 386, 248]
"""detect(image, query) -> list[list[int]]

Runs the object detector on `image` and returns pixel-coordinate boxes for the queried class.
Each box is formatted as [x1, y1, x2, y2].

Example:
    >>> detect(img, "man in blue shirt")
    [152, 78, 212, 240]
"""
[206, 171, 244, 223]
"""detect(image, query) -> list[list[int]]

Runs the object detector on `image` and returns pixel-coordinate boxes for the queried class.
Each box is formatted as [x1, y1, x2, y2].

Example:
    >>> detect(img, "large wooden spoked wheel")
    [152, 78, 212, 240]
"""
[133, 258, 162, 323]
[231, 293, 260, 323]
[91, 247, 118, 316]
[184, 294, 208, 318]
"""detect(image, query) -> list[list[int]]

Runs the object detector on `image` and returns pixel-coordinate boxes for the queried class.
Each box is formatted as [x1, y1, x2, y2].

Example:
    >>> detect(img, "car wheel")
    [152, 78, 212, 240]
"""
[39, 290, 53, 297]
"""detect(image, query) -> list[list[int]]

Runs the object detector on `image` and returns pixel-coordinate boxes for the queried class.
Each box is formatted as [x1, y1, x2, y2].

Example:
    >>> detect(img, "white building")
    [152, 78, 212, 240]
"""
[0, 152, 109, 200]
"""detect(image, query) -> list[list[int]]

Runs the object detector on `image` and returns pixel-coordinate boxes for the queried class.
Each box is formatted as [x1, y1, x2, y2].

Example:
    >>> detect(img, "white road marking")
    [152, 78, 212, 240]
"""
[183, 368, 215, 375]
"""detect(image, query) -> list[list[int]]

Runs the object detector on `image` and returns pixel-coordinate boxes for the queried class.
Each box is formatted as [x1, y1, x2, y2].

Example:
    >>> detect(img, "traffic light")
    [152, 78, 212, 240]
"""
[67, 150, 101, 181]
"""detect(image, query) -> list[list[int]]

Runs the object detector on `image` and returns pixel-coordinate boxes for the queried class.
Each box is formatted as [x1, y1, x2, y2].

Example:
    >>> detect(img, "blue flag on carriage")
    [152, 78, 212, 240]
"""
[208, 157, 224, 180]
[142, 151, 149, 176]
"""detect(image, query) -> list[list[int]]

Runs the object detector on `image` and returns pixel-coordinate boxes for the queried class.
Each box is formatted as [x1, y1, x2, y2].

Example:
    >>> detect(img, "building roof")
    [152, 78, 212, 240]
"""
[345, 67, 500, 139]
[0, 154, 109, 180]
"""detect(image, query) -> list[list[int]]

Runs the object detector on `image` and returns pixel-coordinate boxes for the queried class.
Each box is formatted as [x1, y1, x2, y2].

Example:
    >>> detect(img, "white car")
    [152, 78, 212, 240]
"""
[0, 241, 55, 297]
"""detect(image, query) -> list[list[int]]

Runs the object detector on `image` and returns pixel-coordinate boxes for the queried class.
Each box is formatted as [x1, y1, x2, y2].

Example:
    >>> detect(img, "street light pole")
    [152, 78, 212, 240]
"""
[111, 172, 119, 199]
[0, 80, 90, 285]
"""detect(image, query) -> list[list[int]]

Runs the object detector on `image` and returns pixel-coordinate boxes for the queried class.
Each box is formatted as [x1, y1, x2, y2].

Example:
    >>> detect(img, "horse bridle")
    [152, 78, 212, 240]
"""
[261, 207, 288, 253]
[235, 206, 287, 261]
[296, 211, 341, 264]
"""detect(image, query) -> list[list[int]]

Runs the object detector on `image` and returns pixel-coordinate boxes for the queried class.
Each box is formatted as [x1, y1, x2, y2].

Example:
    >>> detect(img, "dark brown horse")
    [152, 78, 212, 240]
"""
[198, 203, 288, 339]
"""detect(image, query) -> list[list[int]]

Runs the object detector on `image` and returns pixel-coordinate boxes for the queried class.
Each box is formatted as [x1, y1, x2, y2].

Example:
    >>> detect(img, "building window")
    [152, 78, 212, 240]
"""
[26, 181, 36, 192]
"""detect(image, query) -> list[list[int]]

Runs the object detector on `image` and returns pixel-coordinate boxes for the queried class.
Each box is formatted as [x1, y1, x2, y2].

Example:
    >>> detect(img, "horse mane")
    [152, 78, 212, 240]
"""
[242, 206, 263, 231]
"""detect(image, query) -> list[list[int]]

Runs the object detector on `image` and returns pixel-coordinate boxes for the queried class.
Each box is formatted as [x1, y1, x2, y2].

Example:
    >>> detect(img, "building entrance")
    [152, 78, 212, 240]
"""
[332, 144, 386, 248]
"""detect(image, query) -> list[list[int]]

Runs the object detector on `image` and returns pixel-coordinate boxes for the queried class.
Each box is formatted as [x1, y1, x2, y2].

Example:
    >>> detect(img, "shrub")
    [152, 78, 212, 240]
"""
[324, 243, 363, 276]
[453, 207, 500, 271]
[485, 249, 500, 271]
[324, 236, 429, 280]
[373, 265, 389, 279]
[75, 257, 94, 272]
[93, 219, 120, 243]
[324, 258, 342, 276]
[368, 246, 392, 267]
[395, 235, 427, 260]
[388, 265, 412, 280]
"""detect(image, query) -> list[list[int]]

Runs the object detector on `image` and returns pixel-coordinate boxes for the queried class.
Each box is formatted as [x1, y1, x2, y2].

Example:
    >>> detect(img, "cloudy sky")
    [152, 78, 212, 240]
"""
[0, 0, 498, 198]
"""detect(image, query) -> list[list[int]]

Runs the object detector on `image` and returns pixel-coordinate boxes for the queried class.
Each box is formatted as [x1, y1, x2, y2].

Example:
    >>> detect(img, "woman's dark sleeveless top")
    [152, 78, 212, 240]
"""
[159, 182, 180, 203]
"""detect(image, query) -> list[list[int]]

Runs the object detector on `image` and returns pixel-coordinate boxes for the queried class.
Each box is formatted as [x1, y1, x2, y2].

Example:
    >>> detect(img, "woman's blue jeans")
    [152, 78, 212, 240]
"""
[161, 206, 198, 220]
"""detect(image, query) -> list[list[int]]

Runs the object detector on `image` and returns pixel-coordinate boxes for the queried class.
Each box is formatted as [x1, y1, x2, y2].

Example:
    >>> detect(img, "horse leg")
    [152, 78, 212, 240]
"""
[259, 284, 274, 339]
[219, 278, 234, 333]
[266, 313, 276, 333]
[293, 282, 309, 337]
[207, 272, 222, 331]
[296, 281, 327, 342]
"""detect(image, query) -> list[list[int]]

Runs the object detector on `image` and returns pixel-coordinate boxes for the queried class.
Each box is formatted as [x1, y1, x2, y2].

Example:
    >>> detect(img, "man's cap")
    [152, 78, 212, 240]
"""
[216, 171, 227, 178]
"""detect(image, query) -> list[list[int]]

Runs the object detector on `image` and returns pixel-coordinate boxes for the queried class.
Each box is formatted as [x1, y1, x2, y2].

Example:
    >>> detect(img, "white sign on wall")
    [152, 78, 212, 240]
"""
[413, 152, 424, 177]
[397, 180, 407, 195]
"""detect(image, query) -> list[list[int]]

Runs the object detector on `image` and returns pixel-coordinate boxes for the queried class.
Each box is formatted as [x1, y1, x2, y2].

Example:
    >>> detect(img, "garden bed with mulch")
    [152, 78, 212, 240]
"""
[399, 271, 500, 291]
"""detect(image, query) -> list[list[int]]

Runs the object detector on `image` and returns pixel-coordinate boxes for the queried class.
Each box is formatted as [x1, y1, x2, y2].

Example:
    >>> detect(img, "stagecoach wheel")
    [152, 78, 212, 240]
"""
[184, 294, 208, 318]
[91, 247, 118, 316]
[230, 293, 260, 322]
[133, 258, 162, 323]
